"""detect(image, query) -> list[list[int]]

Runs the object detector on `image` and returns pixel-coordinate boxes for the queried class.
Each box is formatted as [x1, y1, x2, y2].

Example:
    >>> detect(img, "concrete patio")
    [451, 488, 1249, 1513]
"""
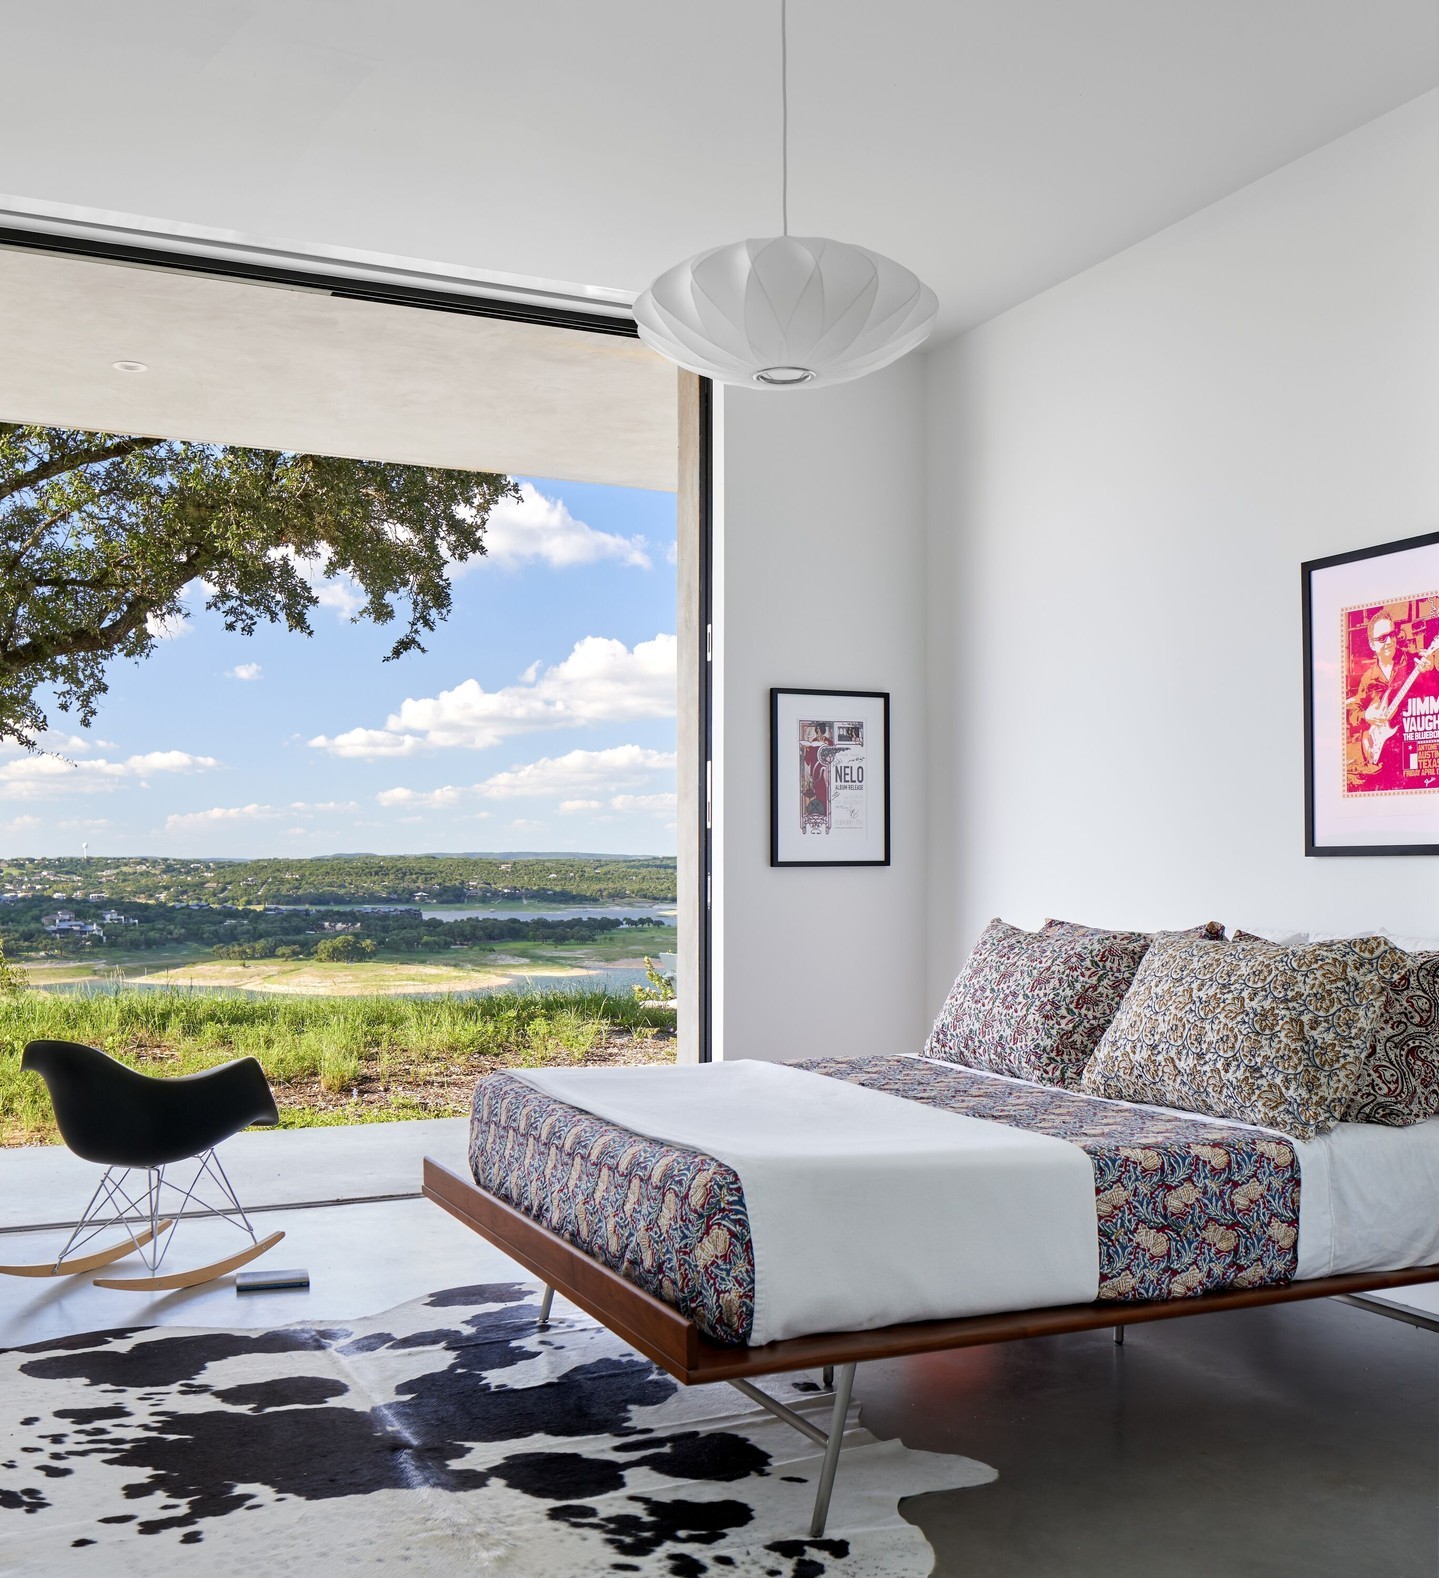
[0, 1118, 520, 1344]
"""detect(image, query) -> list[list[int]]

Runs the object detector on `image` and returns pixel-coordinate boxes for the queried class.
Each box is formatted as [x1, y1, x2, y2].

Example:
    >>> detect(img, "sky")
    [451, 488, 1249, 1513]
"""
[2, 475, 677, 859]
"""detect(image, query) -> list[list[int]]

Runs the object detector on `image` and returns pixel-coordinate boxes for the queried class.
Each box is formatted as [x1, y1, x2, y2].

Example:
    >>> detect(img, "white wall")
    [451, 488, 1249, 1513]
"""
[714, 359, 930, 1060]
[925, 91, 1439, 1004]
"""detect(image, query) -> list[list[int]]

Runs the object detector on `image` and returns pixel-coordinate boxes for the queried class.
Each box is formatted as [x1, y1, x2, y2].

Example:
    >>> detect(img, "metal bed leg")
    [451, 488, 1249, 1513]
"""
[810, 1362, 856, 1538]
[822, 1363, 835, 1389]
[727, 1361, 859, 1537]
[1113, 1325, 1124, 1346]
[1334, 1292, 1439, 1334]
[537, 1285, 555, 1327]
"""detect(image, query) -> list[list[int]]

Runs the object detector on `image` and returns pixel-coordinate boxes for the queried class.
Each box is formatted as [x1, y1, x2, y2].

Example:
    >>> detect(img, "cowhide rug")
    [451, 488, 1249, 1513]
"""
[0, 1281, 993, 1575]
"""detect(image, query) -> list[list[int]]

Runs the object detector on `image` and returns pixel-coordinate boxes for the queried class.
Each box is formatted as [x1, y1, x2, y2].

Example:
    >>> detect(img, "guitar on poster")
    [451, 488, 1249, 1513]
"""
[1344, 596, 1439, 794]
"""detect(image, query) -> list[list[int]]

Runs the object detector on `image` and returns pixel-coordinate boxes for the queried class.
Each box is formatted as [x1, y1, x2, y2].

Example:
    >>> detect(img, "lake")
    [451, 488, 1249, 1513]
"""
[40, 953, 679, 1002]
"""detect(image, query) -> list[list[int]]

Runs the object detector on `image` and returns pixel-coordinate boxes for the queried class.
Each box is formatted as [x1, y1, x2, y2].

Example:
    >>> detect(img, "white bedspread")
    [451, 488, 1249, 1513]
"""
[514, 1059, 1099, 1345]
[1295, 1117, 1439, 1280]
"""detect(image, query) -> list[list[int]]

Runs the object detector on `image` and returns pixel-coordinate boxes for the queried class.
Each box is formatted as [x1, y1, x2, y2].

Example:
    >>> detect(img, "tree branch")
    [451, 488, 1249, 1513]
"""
[0, 434, 163, 504]
[0, 595, 160, 674]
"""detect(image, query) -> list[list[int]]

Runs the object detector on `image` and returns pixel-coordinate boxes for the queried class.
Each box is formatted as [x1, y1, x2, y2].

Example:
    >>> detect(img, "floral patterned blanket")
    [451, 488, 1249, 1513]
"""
[469, 1056, 1301, 1345]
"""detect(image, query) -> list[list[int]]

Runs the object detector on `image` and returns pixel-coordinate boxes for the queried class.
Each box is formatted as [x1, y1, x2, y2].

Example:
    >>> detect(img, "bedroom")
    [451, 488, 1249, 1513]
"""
[2, 3, 1438, 1574]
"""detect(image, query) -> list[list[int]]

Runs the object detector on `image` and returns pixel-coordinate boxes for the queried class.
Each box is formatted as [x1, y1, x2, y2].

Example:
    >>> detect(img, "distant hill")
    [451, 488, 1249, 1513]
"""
[0, 853, 677, 909]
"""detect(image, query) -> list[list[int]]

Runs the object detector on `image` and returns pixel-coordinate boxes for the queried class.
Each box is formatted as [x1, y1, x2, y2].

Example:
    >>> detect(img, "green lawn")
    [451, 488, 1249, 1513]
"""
[0, 987, 676, 1146]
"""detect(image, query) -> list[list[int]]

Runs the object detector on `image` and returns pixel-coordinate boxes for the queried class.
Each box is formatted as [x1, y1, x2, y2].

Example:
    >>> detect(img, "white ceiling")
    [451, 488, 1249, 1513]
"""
[1, 2, 1435, 341]
[0, 247, 679, 489]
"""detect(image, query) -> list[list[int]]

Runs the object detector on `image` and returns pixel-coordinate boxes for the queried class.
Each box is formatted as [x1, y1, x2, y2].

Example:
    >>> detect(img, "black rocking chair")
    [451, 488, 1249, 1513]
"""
[1, 1040, 285, 1290]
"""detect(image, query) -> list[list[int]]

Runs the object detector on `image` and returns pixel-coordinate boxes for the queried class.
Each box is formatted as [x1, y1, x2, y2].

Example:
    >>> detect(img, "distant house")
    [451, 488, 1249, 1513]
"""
[42, 910, 104, 941]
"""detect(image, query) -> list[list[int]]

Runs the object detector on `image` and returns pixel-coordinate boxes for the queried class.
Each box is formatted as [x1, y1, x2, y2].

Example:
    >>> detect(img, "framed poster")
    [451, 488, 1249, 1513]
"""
[770, 688, 890, 866]
[1303, 530, 1439, 855]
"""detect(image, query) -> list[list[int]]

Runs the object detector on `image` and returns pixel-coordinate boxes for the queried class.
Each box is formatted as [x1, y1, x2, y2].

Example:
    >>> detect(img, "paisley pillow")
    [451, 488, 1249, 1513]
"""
[1080, 933, 1395, 1139]
[1235, 931, 1439, 1126]
[1046, 917, 1226, 943]
[925, 918, 1152, 1089]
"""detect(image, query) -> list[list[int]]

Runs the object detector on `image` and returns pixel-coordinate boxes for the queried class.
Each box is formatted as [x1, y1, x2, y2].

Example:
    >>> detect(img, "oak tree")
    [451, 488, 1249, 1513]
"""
[0, 423, 516, 746]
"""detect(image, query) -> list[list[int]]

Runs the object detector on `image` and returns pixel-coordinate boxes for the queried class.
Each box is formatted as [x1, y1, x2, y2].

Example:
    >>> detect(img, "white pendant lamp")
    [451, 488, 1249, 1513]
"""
[633, 2, 937, 390]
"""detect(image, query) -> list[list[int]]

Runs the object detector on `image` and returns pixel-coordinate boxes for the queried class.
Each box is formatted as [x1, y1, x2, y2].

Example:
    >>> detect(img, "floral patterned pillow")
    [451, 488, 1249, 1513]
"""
[925, 918, 1153, 1089]
[1046, 918, 1226, 943]
[1234, 931, 1439, 1126]
[1080, 934, 1395, 1139]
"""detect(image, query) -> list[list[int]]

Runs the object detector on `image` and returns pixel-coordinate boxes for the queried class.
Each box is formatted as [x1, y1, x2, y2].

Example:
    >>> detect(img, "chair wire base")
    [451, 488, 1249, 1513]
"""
[54, 1149, 261, 1276]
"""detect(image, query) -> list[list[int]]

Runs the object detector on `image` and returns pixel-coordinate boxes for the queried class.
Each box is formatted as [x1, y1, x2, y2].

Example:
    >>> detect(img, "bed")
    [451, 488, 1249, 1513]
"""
[424, 1053, 1439, 1536]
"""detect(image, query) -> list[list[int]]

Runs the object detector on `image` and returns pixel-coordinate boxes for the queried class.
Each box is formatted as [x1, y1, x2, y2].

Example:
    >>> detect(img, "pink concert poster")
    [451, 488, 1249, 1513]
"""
[1306, 533, 1439, 854]
[1341, 594, 1439, 797]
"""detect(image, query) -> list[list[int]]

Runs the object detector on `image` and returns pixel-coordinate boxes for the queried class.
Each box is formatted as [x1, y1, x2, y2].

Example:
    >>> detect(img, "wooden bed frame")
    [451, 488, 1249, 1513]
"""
[424, 1157, 1439, 1535]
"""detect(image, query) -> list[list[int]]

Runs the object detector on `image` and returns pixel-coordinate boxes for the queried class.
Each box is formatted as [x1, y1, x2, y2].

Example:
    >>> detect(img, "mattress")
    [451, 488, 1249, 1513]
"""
[469, 1054, 1320, 1344]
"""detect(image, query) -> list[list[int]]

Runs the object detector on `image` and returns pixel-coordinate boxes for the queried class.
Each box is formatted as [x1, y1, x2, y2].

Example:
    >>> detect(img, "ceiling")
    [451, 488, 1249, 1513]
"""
[1, 2, 1435, 342]
[0, 248, 678, 489]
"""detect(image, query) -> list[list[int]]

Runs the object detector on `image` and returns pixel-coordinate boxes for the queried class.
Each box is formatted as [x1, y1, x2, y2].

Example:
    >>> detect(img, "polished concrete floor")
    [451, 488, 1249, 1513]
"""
[3, 1128, 1438, 1576]
[866, 1299, 1439, 1577]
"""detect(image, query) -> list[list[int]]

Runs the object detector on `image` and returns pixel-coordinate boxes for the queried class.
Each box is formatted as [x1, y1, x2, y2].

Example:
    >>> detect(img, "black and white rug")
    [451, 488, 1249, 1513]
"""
[1, 1282, 993, 1575]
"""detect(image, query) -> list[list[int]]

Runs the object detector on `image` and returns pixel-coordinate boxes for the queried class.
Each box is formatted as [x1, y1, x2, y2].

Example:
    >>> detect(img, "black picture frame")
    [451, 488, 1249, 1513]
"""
[1303, 530, 1439, 857]
[770, 688, 891, 867]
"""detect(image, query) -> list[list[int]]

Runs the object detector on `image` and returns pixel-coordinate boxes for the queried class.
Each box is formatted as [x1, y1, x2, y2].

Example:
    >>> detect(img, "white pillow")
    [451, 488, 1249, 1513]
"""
[1309, 928, 1439, 954]
[1380, 934, 1439, 954]
[1238, 925, 1311, 946]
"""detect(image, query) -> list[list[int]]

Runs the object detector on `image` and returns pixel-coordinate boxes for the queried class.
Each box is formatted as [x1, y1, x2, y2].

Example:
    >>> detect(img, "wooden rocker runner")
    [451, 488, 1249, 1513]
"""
[2, 1040, 284, 1291]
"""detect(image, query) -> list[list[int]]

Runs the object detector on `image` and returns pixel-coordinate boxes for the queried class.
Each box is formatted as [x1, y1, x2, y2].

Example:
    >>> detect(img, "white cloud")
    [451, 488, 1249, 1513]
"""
[273, 548, 365, 620]
[228, 662, 263, 681]
[127, 751, 219, 775]
[146, 610, 191, 641]
[33, 731, 117, 756]
[165, 803, 274, 831]
[609, 792, 678, 815]
[472, 483, 651, 571]
[375, 746, 674, 813]
[164, 799, 358, 834]
[1, 814, 41, 832]
[313, 575, 364, 618]
[311, 633, 675, 758]
[476, 745, 674, 800]
[375, 785, 466, 809]
[557, 799, 604, 815]
[0, 750, 219, 800]
[314, 727, 427, 760]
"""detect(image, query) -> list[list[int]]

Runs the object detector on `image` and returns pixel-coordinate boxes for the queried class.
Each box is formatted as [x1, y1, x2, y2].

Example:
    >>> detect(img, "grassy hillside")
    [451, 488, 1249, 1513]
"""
[0, 988, 676, 1146]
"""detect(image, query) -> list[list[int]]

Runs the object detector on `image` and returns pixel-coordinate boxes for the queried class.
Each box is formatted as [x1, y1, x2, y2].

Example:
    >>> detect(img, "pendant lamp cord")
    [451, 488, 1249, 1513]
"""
[781, 0, 789, 235]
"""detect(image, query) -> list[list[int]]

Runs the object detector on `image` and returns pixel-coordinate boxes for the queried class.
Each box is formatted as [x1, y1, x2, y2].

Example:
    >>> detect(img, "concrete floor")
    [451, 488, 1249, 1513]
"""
[3, 1125, 1438, 1576]
[0, 1115, 471, 1231]
[868, 1300, 1439, 1577]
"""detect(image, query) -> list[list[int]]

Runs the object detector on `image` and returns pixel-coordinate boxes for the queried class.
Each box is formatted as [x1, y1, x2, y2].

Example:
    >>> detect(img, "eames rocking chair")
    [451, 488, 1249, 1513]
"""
[2, 1040, 285, 1291]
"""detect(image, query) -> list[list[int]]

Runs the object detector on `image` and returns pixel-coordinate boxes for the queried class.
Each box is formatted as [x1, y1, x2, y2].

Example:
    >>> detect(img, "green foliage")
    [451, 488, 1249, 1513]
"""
[0, 987, 675, 1144]
[0, 939, 25, 995]
[0, 853, 677, 920]
[0, 424, 516, 745]
[312, 934, 376, 963]
[632, 955, 676, 1003]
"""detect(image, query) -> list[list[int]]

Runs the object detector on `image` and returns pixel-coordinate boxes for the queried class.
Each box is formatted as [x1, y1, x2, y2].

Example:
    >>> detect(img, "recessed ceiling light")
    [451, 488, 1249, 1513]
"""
[111, 360, 148, 374]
